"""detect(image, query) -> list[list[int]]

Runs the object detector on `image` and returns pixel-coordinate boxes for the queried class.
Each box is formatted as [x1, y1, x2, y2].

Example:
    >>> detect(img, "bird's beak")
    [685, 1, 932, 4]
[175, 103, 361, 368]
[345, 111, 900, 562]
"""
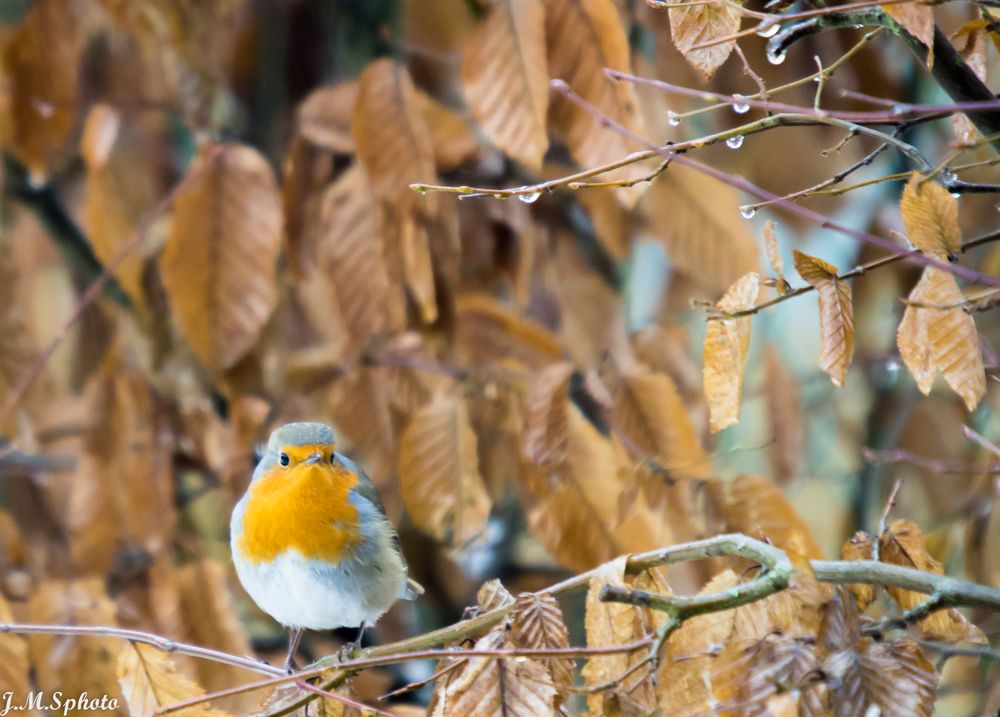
[303, 452, 323, 465]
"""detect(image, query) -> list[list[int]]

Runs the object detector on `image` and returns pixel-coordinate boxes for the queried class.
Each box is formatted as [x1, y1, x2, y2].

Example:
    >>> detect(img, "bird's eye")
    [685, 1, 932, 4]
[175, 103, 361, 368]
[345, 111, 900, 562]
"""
[279, 452, 290, 467]
[329, 452, 337, 465]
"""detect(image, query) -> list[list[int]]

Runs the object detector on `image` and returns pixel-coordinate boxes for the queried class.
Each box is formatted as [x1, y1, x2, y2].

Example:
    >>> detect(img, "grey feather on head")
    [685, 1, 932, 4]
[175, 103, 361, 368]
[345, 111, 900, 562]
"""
[267, 422, 336, 451]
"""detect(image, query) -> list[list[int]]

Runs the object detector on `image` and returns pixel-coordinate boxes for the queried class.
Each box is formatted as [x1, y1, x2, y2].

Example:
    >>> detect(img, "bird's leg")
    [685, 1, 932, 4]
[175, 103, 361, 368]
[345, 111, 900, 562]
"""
[337, 621, 366, 663]
[284, 627, 304, 674]
[352, 621, 367, 650]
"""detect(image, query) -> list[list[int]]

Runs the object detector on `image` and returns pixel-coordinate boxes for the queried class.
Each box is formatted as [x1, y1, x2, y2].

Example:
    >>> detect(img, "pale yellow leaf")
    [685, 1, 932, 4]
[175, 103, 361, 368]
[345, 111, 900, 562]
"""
[703, 272, 759, 432]
[161, 142, 282, 371]
[117, 643, 233, 717]
[900, 173, 961, 259]
[399, 394, 492, 545]
[669, 0, 743, 79]
[462, 0, 548, 169]
[793, 250, 854, 387]
[897, 267, 985, 410]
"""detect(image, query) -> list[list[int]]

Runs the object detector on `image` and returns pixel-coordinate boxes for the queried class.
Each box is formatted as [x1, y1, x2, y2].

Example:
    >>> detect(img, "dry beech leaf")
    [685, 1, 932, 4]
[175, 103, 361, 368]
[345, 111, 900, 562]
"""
[0, 0, 85, 181]
[819, 589, 938, 717]
[512, 593, 574, 702]
[28, 578, 122, 712]
[0, 236, 34, 395]
[950, 25, 988, 144]
[763, 220, 785, 282]
[399, 394, 492, 546]
[879, 519, 987, 643]
[416, 90, 481, 171]
[763, 348, 802, 486]
[477, 579, 515, 611]
[0, 593, 31, 706]
[643, 158, 760, 294]
[885, 3, 935, 66]
[839, 531, 876, 609]
[612, 367, 711, 478]
[545, 0, 647, 201]
[429, 629, 556, 717]
[900, 173, 961, 259]
[668, 0, 742, 79]
[793, 250, 854, 387]
[295, 81, 357, 153]
[521, 362, 575, 471]
[455, 294, 564, 370]
[461, 0, 548, 169]
[161, 142, 282, 372]
[520, 406, 624, 571]
[704, 272, 759, 432]
[897, 267, 985, 411]
[117, 643, 233, 717]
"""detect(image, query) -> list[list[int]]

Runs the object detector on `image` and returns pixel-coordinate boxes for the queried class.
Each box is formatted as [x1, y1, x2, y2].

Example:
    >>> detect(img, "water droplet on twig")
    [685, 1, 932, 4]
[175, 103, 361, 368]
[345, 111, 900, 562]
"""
[726, 135, 744, 150]
[739, 206, 756, 219]
[732, 95, 750, 114]
[518, 191, 542, 204]
[667, 110, 681, 127]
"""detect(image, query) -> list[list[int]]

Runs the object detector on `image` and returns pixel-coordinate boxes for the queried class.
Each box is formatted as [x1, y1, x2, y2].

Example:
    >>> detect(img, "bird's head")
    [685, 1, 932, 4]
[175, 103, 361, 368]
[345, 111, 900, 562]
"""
[262, 421, 338, 474]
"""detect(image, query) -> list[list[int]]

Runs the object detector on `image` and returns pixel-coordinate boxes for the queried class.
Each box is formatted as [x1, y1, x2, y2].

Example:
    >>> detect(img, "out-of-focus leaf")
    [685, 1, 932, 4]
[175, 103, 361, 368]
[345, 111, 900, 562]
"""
[295, 81, 357, 153]
[0, 0, 85, 181]
[161, 142, 282, 372]
[885, 3, 934, 66]
[703, 272, 759, 433]
[521, 362, 575, 471]
[879, 520, 987, 643]
[0, 593, 30, 707]
[428, 630, 556, 717]
[28, 578, 122, 715]
[793, 250, 854, 387]
[416, 91, 481, 171]
[897, 267, 985, 411]
[455, 294, 564, 370]
[839, 531, 876, 609]
[643, 164, 760, 294]
[612, 366, 710, 478]
[0, 236, 34, 397]
[461, 0, 548, 170]
[763, 348, 801, 486]
[399, 394, 492, 546]
[900, 174, 961, 259]
[819, 590, 937, 717]
[763, 220, 787, 289]
[668, 0, 742, 79]
[512, 593, 573, 703]
[545, 0, 647, 201]
[117, 643, 233, 717]
[950, 25, 988, 144]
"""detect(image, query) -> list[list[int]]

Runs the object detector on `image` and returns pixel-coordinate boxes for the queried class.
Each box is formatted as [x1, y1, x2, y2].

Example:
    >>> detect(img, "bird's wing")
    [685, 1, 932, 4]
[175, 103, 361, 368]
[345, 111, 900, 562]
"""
[335, 452, 424, 599]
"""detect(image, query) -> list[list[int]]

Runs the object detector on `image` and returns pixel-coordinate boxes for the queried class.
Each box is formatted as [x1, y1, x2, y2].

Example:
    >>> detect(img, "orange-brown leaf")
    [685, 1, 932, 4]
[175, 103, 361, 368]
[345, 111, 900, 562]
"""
[668, 0, 742, 79]
[521, 362, 575, 471]
[900, 173, 961, 259]
[295, 81, 357, 153]
[461, 0, 548, 169]
[399, 394, 492, 546]
[117, 643, 233, 717]
[897, 267, 985, 411]
[512, 593, 573, 702]
[417, 90, 481, 171]
[885, 3, 935, 65]
[793, 250, 854, 387]
[703, 272, 759, 432]
[839, 531, 876, 609]
[161, 142, 282, 371]
[455, 294, 564, 370]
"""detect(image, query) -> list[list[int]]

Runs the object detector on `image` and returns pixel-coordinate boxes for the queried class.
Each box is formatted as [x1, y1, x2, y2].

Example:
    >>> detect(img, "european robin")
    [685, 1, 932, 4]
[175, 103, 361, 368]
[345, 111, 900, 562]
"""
[231, 422, 422, 671]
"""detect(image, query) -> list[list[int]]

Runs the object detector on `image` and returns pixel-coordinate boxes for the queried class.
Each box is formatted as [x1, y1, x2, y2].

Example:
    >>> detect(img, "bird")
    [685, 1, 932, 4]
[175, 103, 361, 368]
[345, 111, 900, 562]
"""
[231, 421, 422, 672]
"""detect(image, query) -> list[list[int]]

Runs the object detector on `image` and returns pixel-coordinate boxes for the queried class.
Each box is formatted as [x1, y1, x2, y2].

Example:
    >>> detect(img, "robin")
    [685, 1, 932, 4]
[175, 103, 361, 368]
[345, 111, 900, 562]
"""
[231, 422, 422, 672]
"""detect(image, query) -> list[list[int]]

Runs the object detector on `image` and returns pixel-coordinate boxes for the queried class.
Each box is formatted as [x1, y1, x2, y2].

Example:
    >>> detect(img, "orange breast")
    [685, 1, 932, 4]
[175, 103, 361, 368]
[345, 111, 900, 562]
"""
[237, 461, 360, 564]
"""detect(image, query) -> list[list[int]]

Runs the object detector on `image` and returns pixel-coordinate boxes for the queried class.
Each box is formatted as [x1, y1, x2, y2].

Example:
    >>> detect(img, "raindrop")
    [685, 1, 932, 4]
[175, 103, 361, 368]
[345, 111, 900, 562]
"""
[951, 192, 960, 199]
[519, 191, 542, 204]
[995, 202, 1000, 213]
[726, 135, 744, 150]
[766, 46, 786, 65]
[732, 95, 750, 114]
[755, 18, 780, 38]
[667, 110, 681, 127]
[940, 168, 957, 183]
[739, 206, 756, 219]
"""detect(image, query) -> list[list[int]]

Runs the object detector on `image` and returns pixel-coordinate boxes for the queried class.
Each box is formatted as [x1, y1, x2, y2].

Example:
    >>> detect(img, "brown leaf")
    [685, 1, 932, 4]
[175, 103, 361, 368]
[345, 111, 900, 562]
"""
[295, 81, 357, 153]
[643, 161, 760, 295]
[28, 578, 122, 715]
[763, 220, 785, 282]
[161, 142, 283, 371]
[668, 0, 742, 79]
[512, 593, 574, 702]
[900, 173, 961, 259]
[429, 630, 556, 717]
[612, 366, 711, 478]
[455, 294, 564, 370]
[897, 267, 985, 411]
[117, 643, 233, 717]
[0, 0, 85, 180]
[950, 25, 988, 144]
[477, 579, 515, 611]
[885, 4, 935, 66]
[461, 0, 548, 169]
[793, 250, 854, 387]
[399, 394, 492, 546]
[879, 519, 986, 643]
[0, 236, 34, 396]
[0, 593, 31, 707]
[703, 272, 759, 432]
[839, 532, 876, 609]
[417, 91, 481, 171]
[763, 348, 802, 486]
[545, 0, 648, 201]
[521, 362, 575, 471]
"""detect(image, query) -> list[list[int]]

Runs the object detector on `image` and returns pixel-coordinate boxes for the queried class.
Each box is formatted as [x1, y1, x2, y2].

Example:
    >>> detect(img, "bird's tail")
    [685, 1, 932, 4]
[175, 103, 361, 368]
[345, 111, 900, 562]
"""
[403, 577, 425, 600]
